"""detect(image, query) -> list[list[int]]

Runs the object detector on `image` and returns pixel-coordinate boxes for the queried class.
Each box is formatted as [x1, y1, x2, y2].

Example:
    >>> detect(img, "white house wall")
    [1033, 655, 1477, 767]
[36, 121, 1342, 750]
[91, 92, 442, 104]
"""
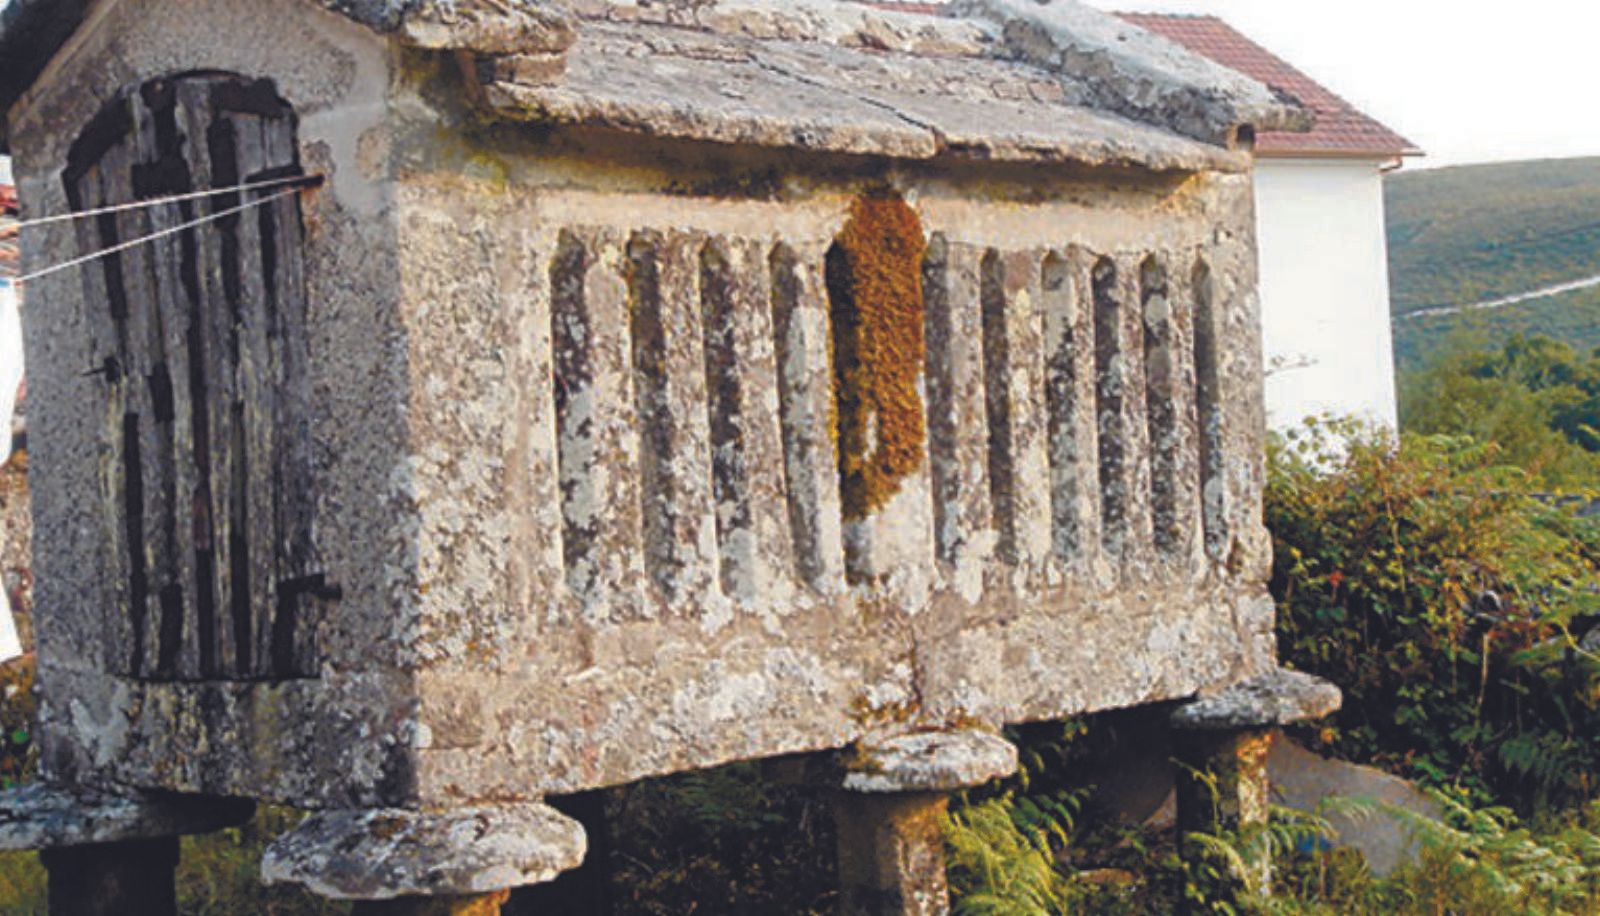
[1254, 157, 1399, 431]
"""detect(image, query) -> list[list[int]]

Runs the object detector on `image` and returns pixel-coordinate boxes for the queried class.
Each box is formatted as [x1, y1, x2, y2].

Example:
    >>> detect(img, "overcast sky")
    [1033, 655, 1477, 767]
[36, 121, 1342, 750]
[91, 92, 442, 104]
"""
[1087, 0, 1600, 170]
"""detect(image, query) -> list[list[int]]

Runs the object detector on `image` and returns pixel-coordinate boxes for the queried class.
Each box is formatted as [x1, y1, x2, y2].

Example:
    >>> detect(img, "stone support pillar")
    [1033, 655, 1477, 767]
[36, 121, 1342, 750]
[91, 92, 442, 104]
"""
[40, 837, 179, 916]
[1170, 669, 1342, 899]
[262, 802, 586, 915]
[0, 782, 254, 916]
[832, 731, 1018, 916]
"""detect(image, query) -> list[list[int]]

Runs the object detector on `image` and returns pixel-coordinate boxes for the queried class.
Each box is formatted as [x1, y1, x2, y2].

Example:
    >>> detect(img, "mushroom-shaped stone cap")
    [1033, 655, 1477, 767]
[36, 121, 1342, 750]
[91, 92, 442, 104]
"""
[0, 783, 254, 850]
[261, 803, 586, 900]
[844, 730, 1019, 794]
[1171, 669, 1343, 732]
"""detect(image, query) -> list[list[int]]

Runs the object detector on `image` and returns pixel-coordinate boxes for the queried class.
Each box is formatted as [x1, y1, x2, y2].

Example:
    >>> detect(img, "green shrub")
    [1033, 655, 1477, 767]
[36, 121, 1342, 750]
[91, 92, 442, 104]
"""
[1268, 420, 1600, 811]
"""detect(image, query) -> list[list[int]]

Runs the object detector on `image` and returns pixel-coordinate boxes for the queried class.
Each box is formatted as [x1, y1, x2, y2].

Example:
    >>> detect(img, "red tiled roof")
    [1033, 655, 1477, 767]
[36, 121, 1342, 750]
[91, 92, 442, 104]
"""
[0, 186, 14, 214]
[1118, 13, 1419, 158]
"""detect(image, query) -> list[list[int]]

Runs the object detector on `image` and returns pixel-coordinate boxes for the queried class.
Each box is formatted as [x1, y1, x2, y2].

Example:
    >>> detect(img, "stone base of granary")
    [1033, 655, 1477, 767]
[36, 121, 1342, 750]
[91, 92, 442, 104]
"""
[1170, 669, 1343, 900]
[0, 782, 254, 916]
[832, 731, 1019, 916]
[261, 802, 587, 913]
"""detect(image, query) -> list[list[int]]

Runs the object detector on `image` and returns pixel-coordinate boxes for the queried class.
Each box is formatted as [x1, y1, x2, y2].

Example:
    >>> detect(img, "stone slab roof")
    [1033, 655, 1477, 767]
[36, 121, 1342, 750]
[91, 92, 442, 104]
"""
[1119, 13, 1421, 159]
[486, 14, 1247, 172]
[0, 0, 1309, 170]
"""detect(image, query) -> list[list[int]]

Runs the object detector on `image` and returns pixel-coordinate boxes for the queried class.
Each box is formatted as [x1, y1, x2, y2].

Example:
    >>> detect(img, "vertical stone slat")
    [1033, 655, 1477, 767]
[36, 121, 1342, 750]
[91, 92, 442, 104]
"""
[1191, 256, 1230, 563]
[1091, 255, 1129, 562]
[699, 237, 794, 608]
[768, 243, 847, 594]
[1141, 255, 1195, 560]
[979, 249, 1052, 572]
[625, 230, 718, 607]
[1117, 255, 1155, 572]
[517, 230, 568, 629]
[1042, 248, 1100, 570]
[921, 237, 993, 588]
[551, 228, 647, 622]
[1163, 253, 1203, 569]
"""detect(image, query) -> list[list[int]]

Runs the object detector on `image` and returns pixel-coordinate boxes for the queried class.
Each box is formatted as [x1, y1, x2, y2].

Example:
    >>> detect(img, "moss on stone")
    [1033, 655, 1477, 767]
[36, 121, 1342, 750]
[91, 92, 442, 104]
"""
[827, 192, 928, 522]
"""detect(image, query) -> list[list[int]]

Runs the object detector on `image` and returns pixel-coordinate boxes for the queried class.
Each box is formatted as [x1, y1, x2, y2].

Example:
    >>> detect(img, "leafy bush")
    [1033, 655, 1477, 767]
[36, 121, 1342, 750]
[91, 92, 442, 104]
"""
[1268, 420, 1600, 811]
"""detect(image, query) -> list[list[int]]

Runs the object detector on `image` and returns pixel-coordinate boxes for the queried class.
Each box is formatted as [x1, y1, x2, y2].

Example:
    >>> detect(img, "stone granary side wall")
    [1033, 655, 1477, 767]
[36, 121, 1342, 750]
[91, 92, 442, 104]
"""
[9, 0, 1273, 811]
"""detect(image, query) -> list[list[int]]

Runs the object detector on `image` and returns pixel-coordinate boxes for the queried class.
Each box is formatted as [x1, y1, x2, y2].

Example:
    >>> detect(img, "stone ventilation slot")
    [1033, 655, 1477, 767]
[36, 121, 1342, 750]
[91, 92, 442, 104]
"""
[550, 231, 603, 600]
[624, 232, 683, 598]
[550, 229, 650, 619]
[920, 234, 990, 566]
[1041, 251, 1083, 562]
[1092, 256, 1127, 556]
[1192, 257, 1229, 560]
[1141, 255, 1182, 554]
[769, 243, 845, 590]
[824, 194, 928, 529]
[979, 250, 1024, 561]
[700, 239, 795, 603]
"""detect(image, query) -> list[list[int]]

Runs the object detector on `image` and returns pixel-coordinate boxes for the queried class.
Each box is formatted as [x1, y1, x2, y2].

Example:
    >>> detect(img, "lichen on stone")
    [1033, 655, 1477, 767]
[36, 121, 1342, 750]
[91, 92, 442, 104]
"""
[825, 191, 928, 522]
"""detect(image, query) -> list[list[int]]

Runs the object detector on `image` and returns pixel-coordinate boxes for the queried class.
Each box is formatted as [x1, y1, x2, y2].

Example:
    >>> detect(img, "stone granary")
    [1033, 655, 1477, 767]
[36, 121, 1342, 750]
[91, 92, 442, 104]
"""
[0, 0, 1341, 912]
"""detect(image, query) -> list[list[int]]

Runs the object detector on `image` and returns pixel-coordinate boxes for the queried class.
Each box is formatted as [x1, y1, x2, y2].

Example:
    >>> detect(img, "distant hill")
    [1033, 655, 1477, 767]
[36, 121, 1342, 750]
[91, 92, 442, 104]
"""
[1386, 157, 1600, 371]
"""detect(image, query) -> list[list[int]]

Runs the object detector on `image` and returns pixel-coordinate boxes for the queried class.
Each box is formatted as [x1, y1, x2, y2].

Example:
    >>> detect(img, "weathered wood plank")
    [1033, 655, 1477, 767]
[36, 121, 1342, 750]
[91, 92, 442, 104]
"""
[184, 78, 241, 678]
[224, 110, 282, 678]
[65, 160, 140, 676]
[260, 114, 321, 676]
[135, 78, 210, 680]
[102, 117, 185, 679]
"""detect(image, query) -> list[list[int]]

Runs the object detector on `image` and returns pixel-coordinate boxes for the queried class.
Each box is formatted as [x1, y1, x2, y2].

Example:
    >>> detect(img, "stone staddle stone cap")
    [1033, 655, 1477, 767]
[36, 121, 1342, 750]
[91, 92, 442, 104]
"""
[844, 731, 1019, 794]
[0, 783, 255, 850]
[1171, 669, 1343, 732]
[261, 803, 587, 901]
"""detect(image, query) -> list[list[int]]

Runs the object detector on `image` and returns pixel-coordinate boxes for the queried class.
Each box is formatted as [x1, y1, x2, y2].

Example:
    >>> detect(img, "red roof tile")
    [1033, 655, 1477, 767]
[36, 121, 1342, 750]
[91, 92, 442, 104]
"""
[1117, 13, 1419, 158]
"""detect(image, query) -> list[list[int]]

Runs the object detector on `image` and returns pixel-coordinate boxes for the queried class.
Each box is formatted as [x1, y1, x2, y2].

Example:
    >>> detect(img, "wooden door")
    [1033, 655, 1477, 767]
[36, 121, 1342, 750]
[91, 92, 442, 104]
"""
[62, 73, 327, 681]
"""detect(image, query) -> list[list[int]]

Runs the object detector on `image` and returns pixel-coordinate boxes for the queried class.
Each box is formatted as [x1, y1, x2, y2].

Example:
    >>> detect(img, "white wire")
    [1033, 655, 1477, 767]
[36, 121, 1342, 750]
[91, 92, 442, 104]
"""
[6, 173, 321, 232]
[14, 187, 302, 286]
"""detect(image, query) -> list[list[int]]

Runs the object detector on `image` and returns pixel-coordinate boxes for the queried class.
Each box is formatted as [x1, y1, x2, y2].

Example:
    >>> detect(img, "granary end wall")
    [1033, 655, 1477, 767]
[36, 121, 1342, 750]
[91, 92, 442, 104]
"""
[8, 0, 428, 807]
[3, 0, 1274, 809]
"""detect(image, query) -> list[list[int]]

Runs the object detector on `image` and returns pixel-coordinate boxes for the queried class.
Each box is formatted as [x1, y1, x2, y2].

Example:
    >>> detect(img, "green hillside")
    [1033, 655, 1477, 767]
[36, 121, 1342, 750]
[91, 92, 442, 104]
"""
[1387, 157, 1600, 372]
